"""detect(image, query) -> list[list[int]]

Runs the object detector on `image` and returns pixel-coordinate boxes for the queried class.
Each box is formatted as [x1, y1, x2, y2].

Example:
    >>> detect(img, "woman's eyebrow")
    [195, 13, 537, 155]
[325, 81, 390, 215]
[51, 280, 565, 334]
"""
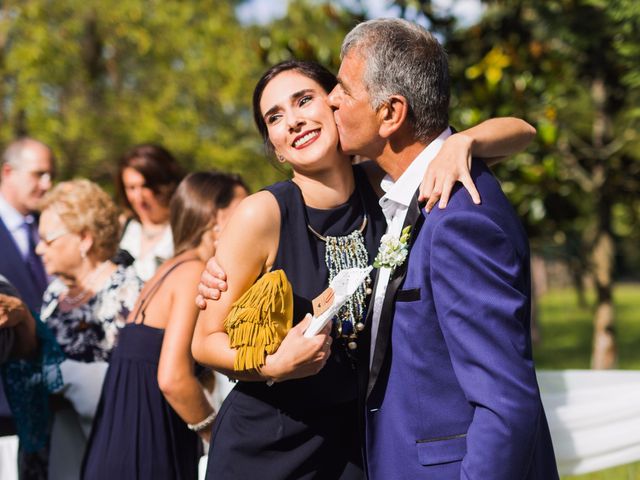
[263, 89, 315, 120]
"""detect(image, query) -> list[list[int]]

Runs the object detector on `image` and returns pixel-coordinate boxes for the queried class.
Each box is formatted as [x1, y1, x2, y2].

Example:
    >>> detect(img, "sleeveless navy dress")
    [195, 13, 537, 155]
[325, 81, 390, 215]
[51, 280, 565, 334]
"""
[205, 165, 385, 479]
[82, 259, 201, 480]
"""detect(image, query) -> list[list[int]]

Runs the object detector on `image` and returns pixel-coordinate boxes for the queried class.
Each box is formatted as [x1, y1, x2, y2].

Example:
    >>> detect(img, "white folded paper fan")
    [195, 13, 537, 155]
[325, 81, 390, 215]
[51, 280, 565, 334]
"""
[304, 266, 373, 338]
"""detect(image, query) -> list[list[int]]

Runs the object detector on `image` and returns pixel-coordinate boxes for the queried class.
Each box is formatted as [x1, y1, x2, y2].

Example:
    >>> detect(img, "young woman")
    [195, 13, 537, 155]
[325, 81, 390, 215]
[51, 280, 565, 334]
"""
[82, 172, 248, 480]
[192, 60, 536, 479]
[116, 144, 185, 281]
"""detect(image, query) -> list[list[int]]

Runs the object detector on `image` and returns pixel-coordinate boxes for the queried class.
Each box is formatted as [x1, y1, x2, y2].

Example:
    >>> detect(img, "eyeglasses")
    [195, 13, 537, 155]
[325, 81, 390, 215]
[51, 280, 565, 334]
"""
[38, 228, 70, 247]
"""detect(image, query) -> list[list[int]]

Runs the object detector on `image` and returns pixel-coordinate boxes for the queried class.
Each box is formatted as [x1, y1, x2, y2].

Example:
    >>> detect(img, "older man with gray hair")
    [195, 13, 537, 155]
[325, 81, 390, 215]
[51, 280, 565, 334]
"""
[0, 138, 54, 312]
[328, 18, 558, 479]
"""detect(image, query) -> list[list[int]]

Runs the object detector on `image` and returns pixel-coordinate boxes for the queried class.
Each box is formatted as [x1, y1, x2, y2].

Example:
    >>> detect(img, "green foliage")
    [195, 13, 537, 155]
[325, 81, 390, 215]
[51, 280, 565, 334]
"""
[441, 0, 640, 278]
[0, 0, 282, 190]
[249, 0, 361, 72]
[535, 284, 640, 370]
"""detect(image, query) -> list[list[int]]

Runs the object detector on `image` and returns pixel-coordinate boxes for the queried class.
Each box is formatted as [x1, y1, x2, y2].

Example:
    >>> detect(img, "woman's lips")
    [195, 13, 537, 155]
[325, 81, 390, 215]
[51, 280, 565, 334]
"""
[292, 129, 320, 149]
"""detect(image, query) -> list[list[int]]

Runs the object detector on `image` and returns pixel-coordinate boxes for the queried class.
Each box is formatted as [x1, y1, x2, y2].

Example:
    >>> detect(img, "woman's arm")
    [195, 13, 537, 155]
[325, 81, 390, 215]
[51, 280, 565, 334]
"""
[191, 192, 331, 384]
[420, 117, 536, 210]
[158, 261, 215, 442]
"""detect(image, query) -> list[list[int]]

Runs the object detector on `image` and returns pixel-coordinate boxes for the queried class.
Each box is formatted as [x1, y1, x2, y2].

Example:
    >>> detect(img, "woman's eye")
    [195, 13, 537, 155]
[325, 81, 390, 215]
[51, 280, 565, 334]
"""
[267, 113, 281, 124]
[299, 95, 312, 106]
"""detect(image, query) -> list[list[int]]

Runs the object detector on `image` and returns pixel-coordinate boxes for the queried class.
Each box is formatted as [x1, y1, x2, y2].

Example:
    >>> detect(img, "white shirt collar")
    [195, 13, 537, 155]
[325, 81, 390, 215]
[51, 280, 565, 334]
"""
[0, 192, 28, 232]
[379, 127, 452, 211]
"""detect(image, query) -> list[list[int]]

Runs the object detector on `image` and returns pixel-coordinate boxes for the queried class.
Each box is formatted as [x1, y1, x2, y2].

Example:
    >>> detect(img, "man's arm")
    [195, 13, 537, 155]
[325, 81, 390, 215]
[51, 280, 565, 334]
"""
[430, 211, 541, 480]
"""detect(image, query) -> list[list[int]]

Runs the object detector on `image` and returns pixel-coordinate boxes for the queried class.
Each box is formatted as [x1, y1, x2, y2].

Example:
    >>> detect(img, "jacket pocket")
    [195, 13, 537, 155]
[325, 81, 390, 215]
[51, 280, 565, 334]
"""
[416, 433, 467, 466]
[396, 287, 421, 302]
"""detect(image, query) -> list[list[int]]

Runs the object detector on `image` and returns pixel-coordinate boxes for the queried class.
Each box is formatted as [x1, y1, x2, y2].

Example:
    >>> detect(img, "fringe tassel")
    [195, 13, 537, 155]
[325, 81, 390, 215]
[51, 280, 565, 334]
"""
[224, 270, 293, 372]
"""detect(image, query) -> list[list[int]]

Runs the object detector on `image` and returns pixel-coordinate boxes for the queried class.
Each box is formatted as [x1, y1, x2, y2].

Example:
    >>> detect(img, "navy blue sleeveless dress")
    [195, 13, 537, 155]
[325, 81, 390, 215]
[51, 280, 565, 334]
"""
[82, 259, 201, 480]
[205, 165, 385, 479]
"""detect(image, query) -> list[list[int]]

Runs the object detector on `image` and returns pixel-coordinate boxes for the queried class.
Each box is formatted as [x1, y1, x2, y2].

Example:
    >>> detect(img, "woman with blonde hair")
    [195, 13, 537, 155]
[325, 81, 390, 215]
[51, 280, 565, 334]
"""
[36, 179, 142, 478]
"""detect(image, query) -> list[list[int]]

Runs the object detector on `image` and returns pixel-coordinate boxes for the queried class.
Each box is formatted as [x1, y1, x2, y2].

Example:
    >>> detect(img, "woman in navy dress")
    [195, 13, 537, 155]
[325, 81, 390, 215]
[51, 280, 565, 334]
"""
[192, 60, 536, 479]
[82, 172, 248, 479]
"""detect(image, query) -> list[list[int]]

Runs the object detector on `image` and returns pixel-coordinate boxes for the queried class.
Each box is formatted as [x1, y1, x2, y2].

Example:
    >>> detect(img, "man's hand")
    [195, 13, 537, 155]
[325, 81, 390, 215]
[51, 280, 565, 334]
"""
[195, 257, 229, 309]
[0, 293, 32, 329]
[261, 315, 332, 383]
[419, 132, 481, 212]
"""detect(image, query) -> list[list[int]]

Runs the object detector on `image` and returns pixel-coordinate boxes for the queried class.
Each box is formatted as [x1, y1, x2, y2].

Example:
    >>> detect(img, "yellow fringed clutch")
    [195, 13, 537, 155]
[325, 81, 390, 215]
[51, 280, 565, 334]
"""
[224, 269, 293, 372]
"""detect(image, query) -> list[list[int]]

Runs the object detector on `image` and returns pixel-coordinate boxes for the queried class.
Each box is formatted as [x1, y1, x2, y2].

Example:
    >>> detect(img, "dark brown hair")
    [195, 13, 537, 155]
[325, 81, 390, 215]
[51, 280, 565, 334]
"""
[116, 144, 185, 217]
[252, 60, 338, 155]
[169, 171, 248, 256]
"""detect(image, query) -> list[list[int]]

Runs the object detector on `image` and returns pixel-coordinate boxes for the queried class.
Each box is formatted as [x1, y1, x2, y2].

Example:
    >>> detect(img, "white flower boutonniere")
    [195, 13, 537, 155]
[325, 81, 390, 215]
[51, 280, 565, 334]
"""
[373, 226, 412, 270]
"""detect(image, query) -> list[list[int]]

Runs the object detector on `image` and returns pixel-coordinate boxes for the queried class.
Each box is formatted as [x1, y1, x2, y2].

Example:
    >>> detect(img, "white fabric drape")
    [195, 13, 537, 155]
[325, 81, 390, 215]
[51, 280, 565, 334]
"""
[538, 369, 640, 476]
[0, 435, 18, 479]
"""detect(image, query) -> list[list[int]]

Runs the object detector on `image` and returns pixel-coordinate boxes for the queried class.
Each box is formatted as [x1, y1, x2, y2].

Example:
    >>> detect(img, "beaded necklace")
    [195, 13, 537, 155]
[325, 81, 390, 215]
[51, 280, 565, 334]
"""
[305, 191, 372, 350]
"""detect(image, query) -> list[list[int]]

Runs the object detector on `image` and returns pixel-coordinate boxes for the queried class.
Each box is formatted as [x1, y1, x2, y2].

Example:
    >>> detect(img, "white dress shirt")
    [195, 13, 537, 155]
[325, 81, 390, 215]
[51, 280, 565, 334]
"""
[369, 127, 451, 365]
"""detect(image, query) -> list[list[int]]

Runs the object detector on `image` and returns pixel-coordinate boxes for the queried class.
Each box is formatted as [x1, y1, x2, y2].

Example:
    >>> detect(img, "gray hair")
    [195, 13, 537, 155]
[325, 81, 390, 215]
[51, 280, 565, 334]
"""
[341, 18, 450, 143]
[1, 137, 54, 170]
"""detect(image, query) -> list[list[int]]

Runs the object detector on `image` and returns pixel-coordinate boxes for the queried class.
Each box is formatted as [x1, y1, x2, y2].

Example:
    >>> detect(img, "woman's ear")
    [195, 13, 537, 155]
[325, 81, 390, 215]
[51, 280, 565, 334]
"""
[79, 231, 94, 259]
[377, 95, 409, 139]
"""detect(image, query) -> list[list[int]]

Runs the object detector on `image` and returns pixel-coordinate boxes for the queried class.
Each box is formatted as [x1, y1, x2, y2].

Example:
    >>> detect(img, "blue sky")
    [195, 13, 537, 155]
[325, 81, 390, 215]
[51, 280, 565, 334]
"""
[236, 0, 483, 26]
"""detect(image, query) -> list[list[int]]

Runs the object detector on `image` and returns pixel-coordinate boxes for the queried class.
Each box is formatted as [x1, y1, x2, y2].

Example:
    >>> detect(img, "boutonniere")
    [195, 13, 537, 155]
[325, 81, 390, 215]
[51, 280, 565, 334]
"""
[373, 226, 411, 270]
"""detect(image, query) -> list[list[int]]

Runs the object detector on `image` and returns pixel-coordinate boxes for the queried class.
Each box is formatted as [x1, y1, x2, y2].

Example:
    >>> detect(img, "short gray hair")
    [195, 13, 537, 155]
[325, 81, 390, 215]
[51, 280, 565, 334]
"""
[341, 18, 450, 143]
[1, 137, 54, 170]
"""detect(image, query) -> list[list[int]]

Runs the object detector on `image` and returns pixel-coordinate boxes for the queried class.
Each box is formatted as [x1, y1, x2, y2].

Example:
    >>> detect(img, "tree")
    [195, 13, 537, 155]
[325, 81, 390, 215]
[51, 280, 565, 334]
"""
[403, 0, 640, 368]
[0, 0, 281, 190]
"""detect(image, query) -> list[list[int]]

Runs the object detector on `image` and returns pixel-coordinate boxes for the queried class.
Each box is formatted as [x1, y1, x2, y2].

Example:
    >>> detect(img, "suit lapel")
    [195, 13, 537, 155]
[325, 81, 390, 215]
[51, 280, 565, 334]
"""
[367, 192, 426, 399]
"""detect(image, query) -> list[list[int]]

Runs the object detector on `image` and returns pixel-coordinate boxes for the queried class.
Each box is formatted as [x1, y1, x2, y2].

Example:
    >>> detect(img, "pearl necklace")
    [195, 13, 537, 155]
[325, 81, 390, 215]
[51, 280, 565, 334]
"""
[141, 224, 168, 241]
[61, 261, 111, 307]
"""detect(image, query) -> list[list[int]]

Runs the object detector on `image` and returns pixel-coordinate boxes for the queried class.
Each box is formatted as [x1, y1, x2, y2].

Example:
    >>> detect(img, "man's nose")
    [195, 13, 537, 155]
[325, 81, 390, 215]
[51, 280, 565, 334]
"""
[327, 86, 340, 110]
[39, 173, 52, 191]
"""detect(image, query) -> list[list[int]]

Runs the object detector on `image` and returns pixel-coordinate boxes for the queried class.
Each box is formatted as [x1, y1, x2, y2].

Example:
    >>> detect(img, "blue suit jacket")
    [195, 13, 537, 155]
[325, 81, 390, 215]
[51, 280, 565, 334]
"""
[0, 217, 45, 313]
[364, 161, 558, 479]
[0, 216, 47, 422]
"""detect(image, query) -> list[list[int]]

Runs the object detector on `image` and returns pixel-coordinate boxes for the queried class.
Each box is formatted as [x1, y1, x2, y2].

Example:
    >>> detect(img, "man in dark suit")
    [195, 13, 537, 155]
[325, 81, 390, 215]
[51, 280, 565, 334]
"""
[0, 138, 54, 312]
[0, 138, 53, 437]
[328, 19, 558, 479]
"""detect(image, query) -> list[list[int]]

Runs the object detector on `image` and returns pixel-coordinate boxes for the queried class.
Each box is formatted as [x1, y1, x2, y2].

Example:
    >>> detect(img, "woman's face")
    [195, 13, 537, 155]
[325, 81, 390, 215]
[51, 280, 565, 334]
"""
[35, 208, 84, 279]
[260, 70, 341, 171]
[122, 166, 169, 224]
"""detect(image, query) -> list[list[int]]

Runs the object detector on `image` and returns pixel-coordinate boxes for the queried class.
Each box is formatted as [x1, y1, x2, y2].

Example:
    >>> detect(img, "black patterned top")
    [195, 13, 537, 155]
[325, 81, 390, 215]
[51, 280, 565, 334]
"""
[41, 265, 142, 362]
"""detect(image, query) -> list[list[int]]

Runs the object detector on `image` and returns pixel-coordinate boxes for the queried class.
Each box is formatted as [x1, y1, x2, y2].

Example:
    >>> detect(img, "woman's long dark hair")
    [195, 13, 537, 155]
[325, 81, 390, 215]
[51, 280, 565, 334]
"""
[116, 144, 185, 217]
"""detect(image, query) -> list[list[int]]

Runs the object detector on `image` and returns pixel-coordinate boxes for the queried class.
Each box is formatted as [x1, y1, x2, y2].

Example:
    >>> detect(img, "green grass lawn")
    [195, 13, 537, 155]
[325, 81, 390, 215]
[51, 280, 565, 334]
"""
[534, 283, 640, 479]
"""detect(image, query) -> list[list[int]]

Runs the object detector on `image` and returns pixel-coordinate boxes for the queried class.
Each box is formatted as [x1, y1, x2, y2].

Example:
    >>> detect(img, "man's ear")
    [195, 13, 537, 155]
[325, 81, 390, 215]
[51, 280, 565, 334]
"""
[1, 163, 13, 179]
[377, 95, 409, 139]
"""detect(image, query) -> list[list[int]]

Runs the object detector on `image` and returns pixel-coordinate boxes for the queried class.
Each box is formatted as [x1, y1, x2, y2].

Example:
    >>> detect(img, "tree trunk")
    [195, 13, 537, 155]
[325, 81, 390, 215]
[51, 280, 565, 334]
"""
[590, 202, 616, 369]
[589, 73, 617, 370]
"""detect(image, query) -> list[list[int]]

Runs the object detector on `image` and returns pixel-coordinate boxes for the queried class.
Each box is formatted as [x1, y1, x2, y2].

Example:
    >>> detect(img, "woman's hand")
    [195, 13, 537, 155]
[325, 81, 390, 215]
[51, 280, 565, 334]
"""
[419, 132, 480, 212]
[0, 294, 32, 329]
[195, 257, 228, 309]
[261, 315, 332, 383]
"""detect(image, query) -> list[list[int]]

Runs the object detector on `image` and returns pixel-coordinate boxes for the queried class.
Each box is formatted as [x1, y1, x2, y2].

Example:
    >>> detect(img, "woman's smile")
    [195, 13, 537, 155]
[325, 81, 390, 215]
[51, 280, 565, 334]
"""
[293, 129, 320, 149]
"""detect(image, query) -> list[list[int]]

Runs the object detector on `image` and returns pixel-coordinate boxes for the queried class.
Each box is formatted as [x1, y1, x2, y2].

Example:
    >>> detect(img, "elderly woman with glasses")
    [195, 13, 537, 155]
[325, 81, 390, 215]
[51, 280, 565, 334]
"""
[35, 179, 142, 479]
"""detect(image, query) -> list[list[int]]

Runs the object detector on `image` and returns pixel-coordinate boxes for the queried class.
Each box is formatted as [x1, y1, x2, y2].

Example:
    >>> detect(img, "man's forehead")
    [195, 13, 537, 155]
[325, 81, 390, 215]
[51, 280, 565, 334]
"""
[338, 52, 365, 87]
[17, 144, 53, 172]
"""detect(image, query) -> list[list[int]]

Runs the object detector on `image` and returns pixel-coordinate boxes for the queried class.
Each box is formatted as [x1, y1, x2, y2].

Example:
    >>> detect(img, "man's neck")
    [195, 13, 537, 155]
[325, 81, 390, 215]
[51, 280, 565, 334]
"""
[373, 130, 440, 181]
[0, 188, 28, 217]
